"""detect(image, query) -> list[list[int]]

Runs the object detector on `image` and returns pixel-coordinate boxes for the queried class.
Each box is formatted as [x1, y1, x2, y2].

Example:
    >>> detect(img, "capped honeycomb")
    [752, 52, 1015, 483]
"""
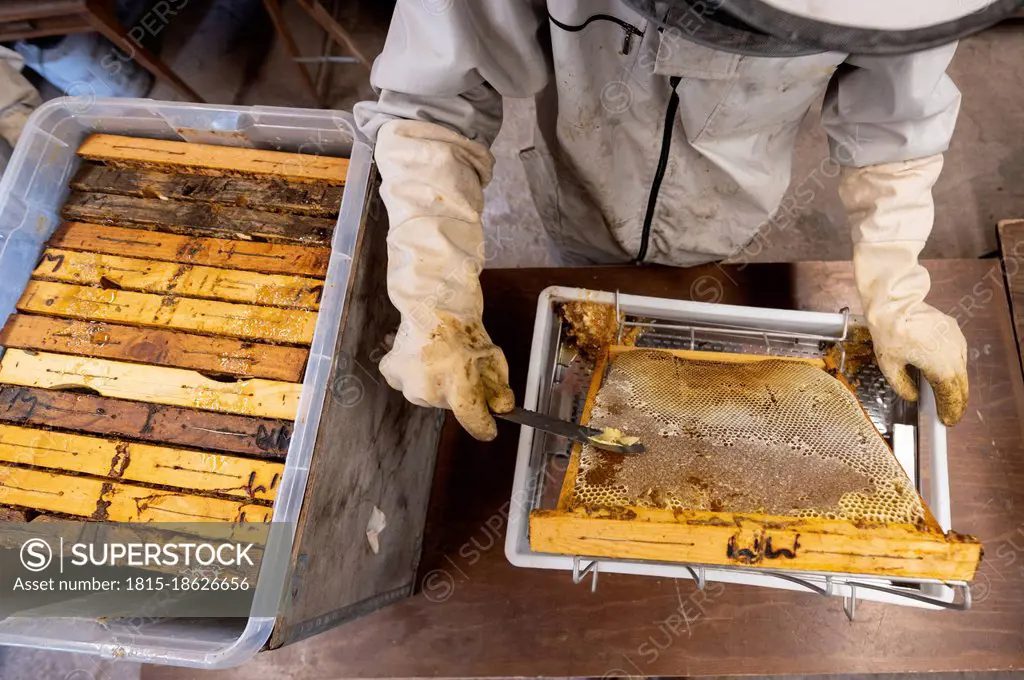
[568, 349, 925, 526]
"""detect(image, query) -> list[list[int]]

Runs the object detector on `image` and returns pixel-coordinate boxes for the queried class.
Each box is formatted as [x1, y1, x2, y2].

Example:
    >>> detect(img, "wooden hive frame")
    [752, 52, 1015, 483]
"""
[0, 133, 349, 523]
[529, 346, 983, 581]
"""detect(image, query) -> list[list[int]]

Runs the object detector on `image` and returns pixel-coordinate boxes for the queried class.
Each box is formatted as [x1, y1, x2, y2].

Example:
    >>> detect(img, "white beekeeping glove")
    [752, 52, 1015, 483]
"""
[840, 153, 968, 426]
[374, 119, 515, 441]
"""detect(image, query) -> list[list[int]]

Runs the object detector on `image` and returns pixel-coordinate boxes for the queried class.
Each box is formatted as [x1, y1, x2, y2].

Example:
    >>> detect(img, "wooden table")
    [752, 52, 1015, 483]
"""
[998, 220, 1024, 379]
[146, 260, 1024, 679]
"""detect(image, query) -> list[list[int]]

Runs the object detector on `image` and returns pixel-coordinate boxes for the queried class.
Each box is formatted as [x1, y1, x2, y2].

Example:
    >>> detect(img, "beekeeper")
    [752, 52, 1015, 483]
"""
[355, 0, 1021, 440]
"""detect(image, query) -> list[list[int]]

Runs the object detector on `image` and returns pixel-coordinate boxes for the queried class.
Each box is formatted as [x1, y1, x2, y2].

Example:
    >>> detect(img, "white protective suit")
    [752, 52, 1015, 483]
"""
[0, 46, 41, 148]
[354, 0, 968, 439]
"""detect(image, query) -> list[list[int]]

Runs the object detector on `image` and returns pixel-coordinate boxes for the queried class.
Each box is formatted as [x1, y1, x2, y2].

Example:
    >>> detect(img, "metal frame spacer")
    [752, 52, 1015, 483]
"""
[572, 555, 600, 593]
[836, 306, 852, 373]
[839, 306, 851, 341]
[614, 290, 624, 345]
[959, 582, 973, 609]
[685, 565, 707, 590]
[843, 584, 858, 621]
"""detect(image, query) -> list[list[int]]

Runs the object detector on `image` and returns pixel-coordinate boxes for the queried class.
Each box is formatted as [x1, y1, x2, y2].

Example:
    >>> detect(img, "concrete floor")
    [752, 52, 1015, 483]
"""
[1, 1, 1023, 678]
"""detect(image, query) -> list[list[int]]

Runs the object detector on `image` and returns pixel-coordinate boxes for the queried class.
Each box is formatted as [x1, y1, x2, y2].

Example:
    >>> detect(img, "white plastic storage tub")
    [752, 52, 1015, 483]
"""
[0, 98, 372, 667]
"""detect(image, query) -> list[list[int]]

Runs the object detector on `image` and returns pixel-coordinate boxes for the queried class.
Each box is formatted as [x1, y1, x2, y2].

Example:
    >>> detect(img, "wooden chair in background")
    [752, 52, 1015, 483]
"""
[261, 0, 371, 108]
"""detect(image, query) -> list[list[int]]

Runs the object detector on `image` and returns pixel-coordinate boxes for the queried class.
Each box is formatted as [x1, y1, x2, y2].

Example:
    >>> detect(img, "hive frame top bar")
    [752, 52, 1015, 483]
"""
[505, 286, 958, 617]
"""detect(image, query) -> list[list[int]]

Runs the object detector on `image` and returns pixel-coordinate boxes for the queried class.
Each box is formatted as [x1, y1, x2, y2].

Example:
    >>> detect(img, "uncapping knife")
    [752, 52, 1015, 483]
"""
[495, 407, 645, 454]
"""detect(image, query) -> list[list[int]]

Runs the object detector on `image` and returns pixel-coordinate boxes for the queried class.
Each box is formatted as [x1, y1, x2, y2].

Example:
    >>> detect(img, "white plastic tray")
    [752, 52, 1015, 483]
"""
[0, 98, 372, 667]
[505, 286, 962, 613]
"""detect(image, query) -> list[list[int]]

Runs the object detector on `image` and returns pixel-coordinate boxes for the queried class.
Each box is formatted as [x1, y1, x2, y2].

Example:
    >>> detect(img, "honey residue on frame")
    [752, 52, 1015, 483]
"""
[560, 300, 641, 360]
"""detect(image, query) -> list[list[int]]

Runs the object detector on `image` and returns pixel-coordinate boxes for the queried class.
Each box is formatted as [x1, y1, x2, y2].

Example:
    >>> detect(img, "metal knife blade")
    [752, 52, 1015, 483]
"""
[496, 407, 645, 454]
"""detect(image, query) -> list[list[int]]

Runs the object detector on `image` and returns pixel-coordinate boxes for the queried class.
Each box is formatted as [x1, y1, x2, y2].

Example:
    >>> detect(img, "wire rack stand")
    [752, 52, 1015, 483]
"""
[546, 291, 969, 619]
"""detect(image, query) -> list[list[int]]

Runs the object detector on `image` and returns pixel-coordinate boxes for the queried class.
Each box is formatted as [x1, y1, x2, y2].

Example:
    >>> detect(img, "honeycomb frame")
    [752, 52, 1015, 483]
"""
[530, 346, 982, 581]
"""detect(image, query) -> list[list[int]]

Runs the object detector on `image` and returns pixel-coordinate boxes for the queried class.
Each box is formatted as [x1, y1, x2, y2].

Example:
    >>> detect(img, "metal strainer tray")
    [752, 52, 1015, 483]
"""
[504, 287, 966, 617]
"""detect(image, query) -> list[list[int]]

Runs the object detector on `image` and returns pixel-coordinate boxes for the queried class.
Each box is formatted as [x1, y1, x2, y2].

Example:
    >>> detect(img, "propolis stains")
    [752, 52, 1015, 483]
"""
[0, 134, 346, 521]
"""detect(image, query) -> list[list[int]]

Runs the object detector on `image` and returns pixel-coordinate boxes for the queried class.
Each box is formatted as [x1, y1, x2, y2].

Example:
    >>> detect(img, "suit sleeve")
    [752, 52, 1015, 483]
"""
[0, 46, 41, 143]
[354, 0, 551, 147]
[821, 43, 961, 168]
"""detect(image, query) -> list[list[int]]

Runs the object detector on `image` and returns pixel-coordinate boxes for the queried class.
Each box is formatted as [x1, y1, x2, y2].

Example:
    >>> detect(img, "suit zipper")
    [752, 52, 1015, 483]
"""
[636, 76, 682, 263]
